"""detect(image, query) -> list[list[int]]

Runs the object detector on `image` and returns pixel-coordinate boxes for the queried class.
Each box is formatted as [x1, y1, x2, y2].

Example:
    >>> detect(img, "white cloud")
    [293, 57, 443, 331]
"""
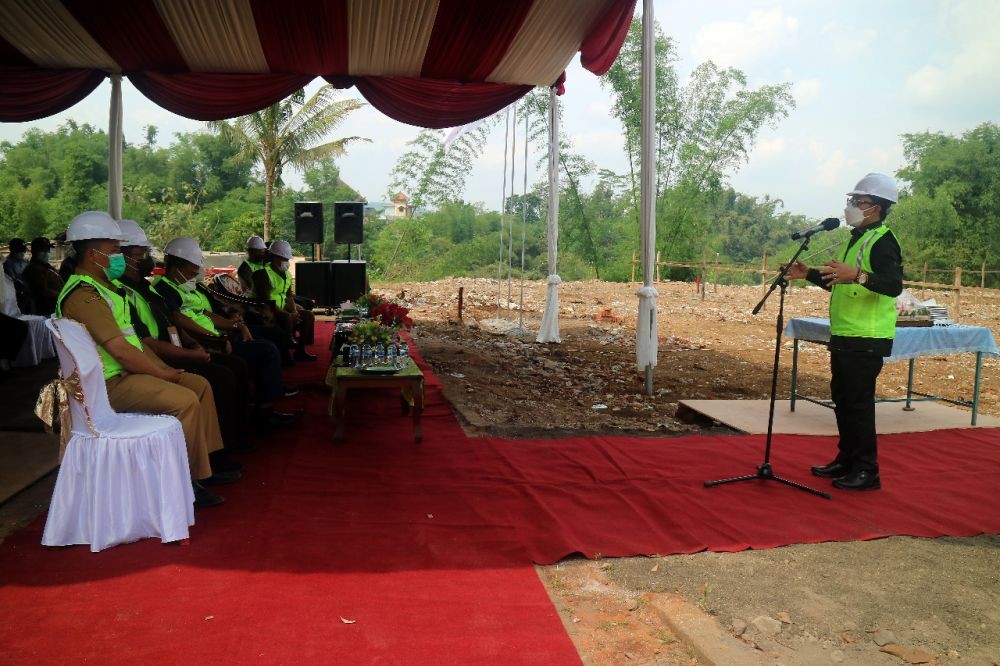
[692, 8, 799, 68]
[904, 1, 1000, 105]
[819, 22, 877, 60]
[793, 78, 822, 105]
[807, 139, 855, 187]
[754, 137, 786, 158]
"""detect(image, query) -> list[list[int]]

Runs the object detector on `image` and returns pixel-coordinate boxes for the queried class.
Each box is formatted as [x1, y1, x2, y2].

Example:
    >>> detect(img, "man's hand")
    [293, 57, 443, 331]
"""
[158, 367, 186, 383]
[820, 260, 860, 285]
[784, 261, 809, 280]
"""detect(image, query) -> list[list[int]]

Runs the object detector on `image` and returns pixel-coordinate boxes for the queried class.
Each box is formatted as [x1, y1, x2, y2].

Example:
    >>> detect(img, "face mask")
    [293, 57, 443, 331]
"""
[844, 203, 867, 227]
[36, 252, 50, 263]
[94, 249, 126, 280]
[137, 256, 155, 278]
[179, 274, 198, 292]
[278, 260, 290, 273]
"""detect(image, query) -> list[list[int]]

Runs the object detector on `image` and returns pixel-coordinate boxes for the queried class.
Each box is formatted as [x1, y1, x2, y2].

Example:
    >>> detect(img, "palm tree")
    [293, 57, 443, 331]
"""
[210, 85, 369, 240]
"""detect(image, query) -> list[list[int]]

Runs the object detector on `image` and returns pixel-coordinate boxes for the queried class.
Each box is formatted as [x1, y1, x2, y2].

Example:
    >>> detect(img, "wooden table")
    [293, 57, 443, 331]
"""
[325, 359, 425, 441]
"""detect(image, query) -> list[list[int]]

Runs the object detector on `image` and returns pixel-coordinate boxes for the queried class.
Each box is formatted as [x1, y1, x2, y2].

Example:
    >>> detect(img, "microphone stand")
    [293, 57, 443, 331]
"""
[704, 234, 831, 499]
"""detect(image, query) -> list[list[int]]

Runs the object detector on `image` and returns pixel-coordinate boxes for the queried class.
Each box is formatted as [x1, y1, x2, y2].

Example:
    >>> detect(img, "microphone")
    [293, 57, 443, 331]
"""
[791, 217, 840, 240]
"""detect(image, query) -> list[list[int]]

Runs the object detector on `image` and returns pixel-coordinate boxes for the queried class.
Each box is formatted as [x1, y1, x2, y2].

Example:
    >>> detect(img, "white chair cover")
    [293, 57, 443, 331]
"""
[42, 318, 194, 552]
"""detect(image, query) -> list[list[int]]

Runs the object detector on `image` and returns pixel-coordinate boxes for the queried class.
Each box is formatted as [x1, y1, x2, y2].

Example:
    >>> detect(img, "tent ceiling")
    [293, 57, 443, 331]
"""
[0, 0, 635, 127]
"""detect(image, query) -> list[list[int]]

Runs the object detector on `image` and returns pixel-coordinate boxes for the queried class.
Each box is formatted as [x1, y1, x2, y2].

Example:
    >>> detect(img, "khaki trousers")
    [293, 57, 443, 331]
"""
[106, 372, 223, 480]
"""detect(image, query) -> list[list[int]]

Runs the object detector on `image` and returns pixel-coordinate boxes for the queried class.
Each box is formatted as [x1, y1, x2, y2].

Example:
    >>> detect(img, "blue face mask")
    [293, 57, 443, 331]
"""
[95, 249, 126, 280]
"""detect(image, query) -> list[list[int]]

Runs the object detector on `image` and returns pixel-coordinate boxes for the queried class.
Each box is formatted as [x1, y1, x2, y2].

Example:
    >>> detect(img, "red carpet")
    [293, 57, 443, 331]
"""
[1, 319, 999, 663]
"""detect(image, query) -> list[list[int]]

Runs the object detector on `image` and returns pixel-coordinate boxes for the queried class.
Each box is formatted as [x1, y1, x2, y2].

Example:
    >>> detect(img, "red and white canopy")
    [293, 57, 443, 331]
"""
[0, 0, 635, 127]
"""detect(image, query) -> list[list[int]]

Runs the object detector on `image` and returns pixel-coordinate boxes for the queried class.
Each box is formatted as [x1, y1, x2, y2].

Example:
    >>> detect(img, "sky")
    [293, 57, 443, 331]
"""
[1, 0, 998, 222]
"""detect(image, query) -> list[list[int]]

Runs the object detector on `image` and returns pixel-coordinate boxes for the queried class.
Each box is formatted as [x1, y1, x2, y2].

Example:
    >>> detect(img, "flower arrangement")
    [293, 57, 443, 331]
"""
[370, 301, 413, 329]
[356, 292, 389, 311]
[351, 319, 397, 346]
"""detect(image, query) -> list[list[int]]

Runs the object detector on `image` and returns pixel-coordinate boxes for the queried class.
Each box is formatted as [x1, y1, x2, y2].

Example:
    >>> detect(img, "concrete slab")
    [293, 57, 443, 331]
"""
[0, 432, 58, 504]
[649, 594, 767, 665]
[678, 399, 1000, 436]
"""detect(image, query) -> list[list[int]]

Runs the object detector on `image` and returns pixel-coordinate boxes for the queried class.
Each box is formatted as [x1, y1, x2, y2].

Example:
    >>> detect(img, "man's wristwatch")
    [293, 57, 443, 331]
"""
[855, 270, 869, 286]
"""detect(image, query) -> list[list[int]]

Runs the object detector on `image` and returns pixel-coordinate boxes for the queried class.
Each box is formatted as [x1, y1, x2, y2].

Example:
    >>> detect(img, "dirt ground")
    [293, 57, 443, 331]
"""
[382, 277, 1000, 665]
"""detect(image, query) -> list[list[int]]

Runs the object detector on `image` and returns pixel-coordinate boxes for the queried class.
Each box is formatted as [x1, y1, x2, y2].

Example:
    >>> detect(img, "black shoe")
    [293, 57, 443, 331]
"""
[267, 411, 300, 427]
[283, 386, 300, 398]
[294, 350, 317, 362]
[193, 481, 224, 508]
[832, 469, 881, 491]
[209, 454, 244, 474]
[811, 461, 851, 478]
[202, 469, 242, 486]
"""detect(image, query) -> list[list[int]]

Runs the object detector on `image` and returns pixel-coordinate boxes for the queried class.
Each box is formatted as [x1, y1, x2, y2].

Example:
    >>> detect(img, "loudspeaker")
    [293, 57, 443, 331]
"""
[331, 260, 367, 305]
[295, 261, 333, 306]
[333, 201, 364, 244]
[295, 201, 324, 244]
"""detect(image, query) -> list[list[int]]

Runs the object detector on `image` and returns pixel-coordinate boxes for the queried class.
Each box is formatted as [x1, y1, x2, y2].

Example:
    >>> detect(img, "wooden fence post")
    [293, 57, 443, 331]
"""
[953, 266, 962, 318]
[655, 250, 661, 283]
[700, 250, 707, 300]
[713, 252, 720, 292]
[922, 263, 928, 299]
[982, 262, 987, 289]
[631, 249, 636, 283]
[761, 252, 768, 289]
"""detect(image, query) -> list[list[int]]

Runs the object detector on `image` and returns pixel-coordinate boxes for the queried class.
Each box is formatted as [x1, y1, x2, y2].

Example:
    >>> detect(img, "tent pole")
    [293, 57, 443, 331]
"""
[507, 102, 518, 317]
[637, 0, 658, 395]
[518, 100, 529, 331]
[108, 74, 123, 220]
[496, 107, 512, 320]
[536, 88, 561, 343]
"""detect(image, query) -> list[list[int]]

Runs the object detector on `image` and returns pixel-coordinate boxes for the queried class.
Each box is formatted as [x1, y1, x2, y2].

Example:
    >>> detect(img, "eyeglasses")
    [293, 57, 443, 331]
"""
[847, 196, 875, 207]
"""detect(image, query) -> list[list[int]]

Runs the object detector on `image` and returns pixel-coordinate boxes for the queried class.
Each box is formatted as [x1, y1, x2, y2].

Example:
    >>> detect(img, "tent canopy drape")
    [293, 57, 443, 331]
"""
[0, 0, 635, 127]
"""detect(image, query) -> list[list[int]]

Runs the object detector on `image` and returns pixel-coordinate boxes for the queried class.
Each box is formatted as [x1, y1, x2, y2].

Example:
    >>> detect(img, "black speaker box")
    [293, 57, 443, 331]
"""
[331, 260, 367, 305]
[295, 201, 324, 244]
[295, 261, 333, 306]
[334, 201, 364, 244]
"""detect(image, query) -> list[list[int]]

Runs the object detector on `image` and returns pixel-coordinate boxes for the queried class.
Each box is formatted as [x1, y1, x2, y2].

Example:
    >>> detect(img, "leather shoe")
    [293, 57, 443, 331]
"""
[832, 469, 881, 491]
[202, 469, 241, 486]
[811, 461, 851, 478]
[283, 386, 300, 398]
[193, 482, 224, 508]
[267, 411, 299, 427]
[294, 350, 317, 362]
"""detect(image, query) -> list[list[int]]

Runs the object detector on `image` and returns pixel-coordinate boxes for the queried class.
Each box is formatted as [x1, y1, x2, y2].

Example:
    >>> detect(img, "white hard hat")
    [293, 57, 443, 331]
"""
[247, 235, 266, 250]
[117, 219, 152, 248]
[268, 239, 293, 260]
[163, 236, 204, 267]
[66, 211, 123, 242]
[847, 173, 898, 204]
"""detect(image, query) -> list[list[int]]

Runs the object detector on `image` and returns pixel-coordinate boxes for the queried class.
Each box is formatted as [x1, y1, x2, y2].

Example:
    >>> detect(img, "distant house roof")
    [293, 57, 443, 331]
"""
[391, 192, 409, 202]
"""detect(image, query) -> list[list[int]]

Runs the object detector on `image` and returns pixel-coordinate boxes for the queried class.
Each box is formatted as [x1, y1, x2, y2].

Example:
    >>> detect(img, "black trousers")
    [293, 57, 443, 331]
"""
[230, 336, 285, 402]
[0, 313, 28, 361]
[174, 353, 251, 450]
[830, 349, 884, 473]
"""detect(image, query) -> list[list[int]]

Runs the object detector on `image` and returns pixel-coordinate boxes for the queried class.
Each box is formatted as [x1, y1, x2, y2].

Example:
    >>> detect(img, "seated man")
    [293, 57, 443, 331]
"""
[56, 212, 238, 508]
[253, 239, 316, 362]
[116, 219, 253, 460]
[151, 236, 299, 423]
[3, 238, 33, 314]
[22, 237, 64, 316]
[237, 234, 267, 294]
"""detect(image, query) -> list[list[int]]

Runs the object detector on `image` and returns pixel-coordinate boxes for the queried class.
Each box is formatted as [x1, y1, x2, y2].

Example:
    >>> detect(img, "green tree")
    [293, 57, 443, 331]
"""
[602, 19, 795, 263]
[210, 86, 368, 240]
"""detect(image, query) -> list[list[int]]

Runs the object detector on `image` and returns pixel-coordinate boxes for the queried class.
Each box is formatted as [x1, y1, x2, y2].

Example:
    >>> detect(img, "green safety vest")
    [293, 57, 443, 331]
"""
[241, 259, 263, 274]
[829, 225, 898, 339]
[264, 264, 291, 310]
[55, 274, 144, 380]
[121, 282, 161, 340]
[152, 275, 219, 335]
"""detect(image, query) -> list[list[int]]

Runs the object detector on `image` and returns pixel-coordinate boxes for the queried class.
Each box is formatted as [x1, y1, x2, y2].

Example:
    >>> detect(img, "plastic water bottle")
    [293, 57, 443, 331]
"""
[386, 343, 397, 369]
[349, 344, 359, 368]
[375, 343, 386, 365]
[397, 343, 409, 369]
[362, 343, 372, 367]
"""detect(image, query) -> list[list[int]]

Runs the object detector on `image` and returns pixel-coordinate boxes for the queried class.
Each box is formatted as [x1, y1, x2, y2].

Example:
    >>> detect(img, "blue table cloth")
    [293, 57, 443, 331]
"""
[784, 317, 999, 362]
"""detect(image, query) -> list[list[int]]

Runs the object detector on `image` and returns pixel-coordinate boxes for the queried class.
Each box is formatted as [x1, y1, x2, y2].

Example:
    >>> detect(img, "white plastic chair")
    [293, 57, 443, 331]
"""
[42, 317, 195, 551]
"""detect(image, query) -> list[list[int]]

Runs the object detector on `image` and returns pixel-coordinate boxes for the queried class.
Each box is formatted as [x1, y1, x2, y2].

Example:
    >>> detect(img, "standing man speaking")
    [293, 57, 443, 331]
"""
[786, 173, 903, 491]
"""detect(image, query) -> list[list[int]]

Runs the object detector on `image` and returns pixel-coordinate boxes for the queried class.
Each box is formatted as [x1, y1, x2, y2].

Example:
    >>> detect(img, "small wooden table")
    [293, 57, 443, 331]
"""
[325, 359, 425, 441]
